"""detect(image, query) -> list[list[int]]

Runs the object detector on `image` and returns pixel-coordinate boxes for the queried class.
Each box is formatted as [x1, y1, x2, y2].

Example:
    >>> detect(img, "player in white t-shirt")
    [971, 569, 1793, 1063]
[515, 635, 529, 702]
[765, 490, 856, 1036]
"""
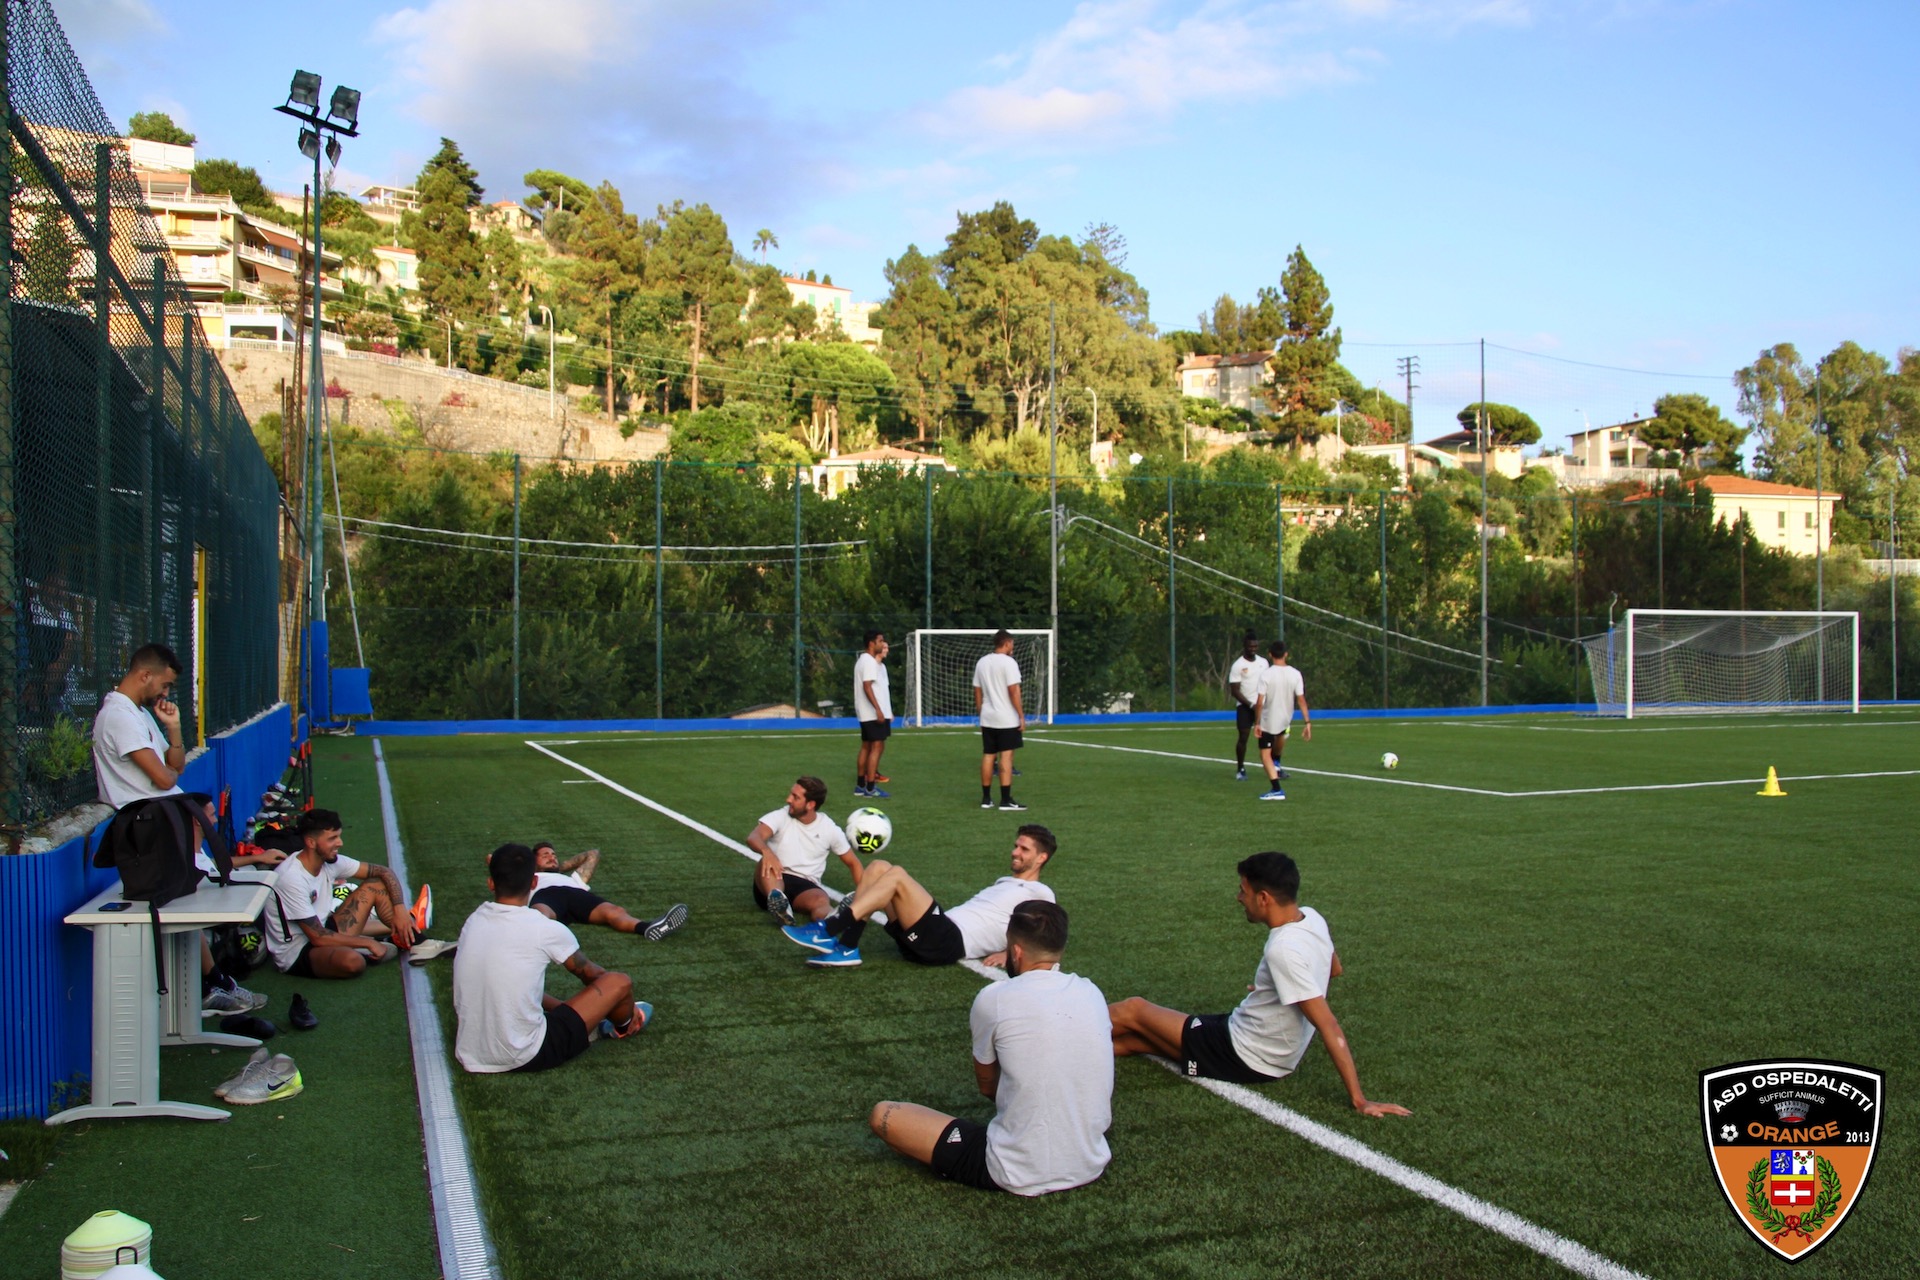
[1107, 852, 1408, 1118]
[870, 900, 1113, 1196]
[1252, 640, 1310, 800]
[1226, 631, 1269, 781]
[91, 643, 188, 810]
[454, 842, 648, 1074]
[852, 631, 893, 799]
[972, 629, 1027, 811]
[263, 808, 418, 980]
[781, 823, 1058, 969]
[524, 840, 688, 940]
[745, 776, 863, 926]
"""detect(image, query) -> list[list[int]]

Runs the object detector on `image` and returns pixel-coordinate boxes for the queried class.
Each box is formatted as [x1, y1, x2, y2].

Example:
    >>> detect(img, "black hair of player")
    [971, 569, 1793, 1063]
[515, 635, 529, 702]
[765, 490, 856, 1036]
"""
[1007, 899, 1068, 956]
[1243, 630, 1258, 644]
[1267, 640, 1289, 661]
[1017, 822, 1057, 860]
[1237, 851, 1299, 903]
[297, 808, 343, 837]
[129, 642, 183, 674]
[863, 630, 886, 648]
[531, 839, 555, 854]
[489, 842, 537, 895]
[992, 628, 1013, 647]
[796, 775, 828, 809]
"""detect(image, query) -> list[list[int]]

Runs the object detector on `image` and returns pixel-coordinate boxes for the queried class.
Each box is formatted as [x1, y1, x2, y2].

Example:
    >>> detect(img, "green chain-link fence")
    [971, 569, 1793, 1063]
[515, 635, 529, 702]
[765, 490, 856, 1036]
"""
[3, 0, 283, 831]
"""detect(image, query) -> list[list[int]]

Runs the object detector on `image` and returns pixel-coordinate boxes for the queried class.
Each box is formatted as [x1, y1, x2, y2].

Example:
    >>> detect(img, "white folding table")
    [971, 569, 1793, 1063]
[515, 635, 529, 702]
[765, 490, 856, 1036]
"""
[48, 879, 274, 1124]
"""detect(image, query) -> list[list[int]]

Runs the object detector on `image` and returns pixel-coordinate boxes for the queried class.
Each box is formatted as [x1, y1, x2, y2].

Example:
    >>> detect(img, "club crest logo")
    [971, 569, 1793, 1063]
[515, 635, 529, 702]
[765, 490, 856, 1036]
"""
[1700, 1059, 1882, 1262]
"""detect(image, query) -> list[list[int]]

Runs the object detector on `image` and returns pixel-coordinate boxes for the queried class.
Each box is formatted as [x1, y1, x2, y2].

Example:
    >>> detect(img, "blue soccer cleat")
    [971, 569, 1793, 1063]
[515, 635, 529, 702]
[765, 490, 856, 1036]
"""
[781, 921, 835, 954]
[806, 943, 862, 968]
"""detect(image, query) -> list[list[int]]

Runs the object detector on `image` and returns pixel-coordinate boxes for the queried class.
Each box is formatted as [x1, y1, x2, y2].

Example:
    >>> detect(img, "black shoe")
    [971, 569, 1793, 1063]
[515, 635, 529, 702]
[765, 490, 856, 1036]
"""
[220, 1014, 277, 1039]
[289, 993, 318, 1031]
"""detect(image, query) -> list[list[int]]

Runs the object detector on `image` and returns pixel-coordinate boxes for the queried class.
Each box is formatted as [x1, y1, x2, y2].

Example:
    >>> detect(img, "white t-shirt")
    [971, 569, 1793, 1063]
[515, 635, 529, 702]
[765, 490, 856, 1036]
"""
[1256, 664, 1305, 735]
[533, 870, 589, 892]
[264, 855, 364, 970]
[969, 967, 1114, 1196]
[973, 651, 1023, 729]
[1229, 654, 1269, 705]
[452, 902, 582, 1073]
[757, 807, 852, 882]
[853, 651, 892, 722]
[1227, 906, 1334, 1078]
[945, 877, 1057, 959]
[92, 690, 183, 810]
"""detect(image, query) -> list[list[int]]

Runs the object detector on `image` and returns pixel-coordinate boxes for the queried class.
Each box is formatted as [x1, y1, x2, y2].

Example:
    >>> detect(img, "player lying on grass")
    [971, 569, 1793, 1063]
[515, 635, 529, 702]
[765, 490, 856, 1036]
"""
[746, 775, 863, 925]
[1107, 851, 1409, 1118]
[529, 840, 688, 941]
[870, 900, 1112, 1196]
[454, 842, 649, 1074]
[262, 808, 418, 980]
[780, 823, 1057, 969]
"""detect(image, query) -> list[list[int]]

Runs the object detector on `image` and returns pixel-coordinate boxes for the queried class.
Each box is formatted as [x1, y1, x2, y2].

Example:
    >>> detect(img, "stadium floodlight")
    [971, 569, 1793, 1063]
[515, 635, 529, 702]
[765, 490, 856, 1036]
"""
[1581, 610, 1859, 718]
[297, 129, 319, 161]
[325, 136, 342, 167]
[904, 629, 1056, 727]
[327, 85, 361, 130]
[287, 70, 321, 110]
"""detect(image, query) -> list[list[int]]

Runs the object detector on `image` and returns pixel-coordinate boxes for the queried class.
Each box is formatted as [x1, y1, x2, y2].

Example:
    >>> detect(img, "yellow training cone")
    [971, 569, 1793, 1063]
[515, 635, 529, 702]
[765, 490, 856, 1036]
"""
[1757, 766, 1787, 798]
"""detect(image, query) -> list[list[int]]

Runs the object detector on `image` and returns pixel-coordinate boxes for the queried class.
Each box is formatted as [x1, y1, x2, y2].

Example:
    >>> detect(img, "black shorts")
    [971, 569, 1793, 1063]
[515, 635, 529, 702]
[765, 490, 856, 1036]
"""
[285, 944, 318, 978]
[532, 885, 607, 926]
[753, 872, 824, 911]
[1258, 729, 1289, 752]
[512, 1004, 591, 1073]
[883, 903, 966, 966]
[860, 719, 892, 742]
[1235, 705, 1257, 734]
[929, 1117, 1001, 1191]
[981, 726, 1023, 754]
[1179, 1013, 1283, 1084]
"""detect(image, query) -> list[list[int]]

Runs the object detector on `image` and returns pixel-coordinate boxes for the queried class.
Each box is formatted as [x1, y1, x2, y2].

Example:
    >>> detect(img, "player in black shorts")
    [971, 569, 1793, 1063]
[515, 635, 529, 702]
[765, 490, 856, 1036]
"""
[528, 841, 688, 941]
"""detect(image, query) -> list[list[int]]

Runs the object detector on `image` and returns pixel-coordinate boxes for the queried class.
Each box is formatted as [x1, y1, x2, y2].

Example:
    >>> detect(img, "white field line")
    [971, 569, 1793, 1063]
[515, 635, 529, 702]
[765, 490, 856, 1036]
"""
[1155, 1061, 1650, 1280]
[524, 739, 1642, 1280]
[1034, 736, 1920, 798]
[1447, 718, 1920, 734]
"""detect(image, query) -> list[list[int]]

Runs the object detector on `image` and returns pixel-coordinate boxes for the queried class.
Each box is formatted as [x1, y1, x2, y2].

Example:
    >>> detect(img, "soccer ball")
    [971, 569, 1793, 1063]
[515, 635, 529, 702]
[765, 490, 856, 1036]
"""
[1381, 752, 1400, 770]
[845, 807, 893, 855]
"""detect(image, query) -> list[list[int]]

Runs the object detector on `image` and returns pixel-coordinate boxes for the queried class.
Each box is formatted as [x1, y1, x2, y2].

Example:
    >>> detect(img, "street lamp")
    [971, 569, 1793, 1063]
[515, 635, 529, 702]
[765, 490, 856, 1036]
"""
[276, 68, 359, 727]
[537, 305, 555, 422]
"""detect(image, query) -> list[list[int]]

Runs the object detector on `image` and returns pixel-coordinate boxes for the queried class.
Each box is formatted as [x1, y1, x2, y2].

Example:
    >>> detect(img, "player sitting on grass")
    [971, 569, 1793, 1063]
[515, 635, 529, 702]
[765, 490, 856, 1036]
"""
[1107, 851, 1408, 1118]
[454, 843, 649, 1074]
[530, 840, 688, 941]
[746, 776, 863, 925]
[262, 808, 418, 980]
[781, 823, 1058, 970]
[869, 900, 1112, 1196]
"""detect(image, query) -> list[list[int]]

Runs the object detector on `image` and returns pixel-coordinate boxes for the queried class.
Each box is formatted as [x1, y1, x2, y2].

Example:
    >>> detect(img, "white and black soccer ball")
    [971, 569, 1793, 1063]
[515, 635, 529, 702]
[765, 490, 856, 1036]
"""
[1381, 752, 1400, 770]
[845, 807, 893, 855]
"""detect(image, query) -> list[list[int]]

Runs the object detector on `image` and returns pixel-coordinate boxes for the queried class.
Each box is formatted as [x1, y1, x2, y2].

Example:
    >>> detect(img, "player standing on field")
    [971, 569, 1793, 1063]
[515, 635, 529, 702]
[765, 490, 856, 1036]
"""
[973, 630, 1026, 811]
[853, 631, 892, 798]
[1226, 631, 1268, 782]
[1253, 641, 1309, 801]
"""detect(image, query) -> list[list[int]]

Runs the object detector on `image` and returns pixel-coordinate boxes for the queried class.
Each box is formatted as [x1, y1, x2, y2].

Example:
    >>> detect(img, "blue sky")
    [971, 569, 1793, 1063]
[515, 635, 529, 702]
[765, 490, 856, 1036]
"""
[57, 0, 1919, 434]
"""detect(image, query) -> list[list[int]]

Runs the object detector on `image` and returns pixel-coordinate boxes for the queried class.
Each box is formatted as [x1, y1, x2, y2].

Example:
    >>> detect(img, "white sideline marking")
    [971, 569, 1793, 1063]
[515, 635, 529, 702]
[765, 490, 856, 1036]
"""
[1448, 717, 1920, 734]
[1154, 1060, 1650, 1280]
[1035, 736, 1920, 798]
[526, 740, 1641, 1280]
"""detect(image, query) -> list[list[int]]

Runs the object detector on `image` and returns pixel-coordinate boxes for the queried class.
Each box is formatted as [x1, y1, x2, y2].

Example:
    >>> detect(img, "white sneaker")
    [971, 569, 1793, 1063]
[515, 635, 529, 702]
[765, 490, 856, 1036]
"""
[214, 1046, 272, 1099]
[405, 938, 457, 965]
[202, 986, 263, 1016]
[226, 1053, 303, 1104]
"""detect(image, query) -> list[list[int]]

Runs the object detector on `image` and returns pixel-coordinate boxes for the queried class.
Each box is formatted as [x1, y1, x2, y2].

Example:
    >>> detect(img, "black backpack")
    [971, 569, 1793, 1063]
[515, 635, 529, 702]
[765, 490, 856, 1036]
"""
[89, 794, 232, 993]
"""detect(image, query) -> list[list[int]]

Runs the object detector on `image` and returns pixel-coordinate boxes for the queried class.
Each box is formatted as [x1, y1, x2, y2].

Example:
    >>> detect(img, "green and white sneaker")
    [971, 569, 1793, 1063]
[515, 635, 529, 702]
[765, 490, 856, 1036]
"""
[213, 1046, 272, 1099]
[226, 1053, 303, 1105]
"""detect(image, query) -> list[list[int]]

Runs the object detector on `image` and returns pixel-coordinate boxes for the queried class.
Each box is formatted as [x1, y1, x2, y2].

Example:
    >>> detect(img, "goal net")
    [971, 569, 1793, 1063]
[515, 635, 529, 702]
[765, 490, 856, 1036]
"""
[1580, 610, 1858, 717]
[904, 630, 1056, 727]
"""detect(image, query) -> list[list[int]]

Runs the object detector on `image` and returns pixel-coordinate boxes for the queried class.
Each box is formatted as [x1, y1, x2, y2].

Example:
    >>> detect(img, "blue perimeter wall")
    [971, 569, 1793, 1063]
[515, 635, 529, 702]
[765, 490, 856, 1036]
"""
[0, 703, 298, 1121]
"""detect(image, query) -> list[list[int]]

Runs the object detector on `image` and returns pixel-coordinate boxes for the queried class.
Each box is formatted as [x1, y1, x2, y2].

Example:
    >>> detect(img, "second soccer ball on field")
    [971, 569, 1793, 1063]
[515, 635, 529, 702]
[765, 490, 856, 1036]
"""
[845, 807, 893, 854]
[1381, 752, 1400, 770]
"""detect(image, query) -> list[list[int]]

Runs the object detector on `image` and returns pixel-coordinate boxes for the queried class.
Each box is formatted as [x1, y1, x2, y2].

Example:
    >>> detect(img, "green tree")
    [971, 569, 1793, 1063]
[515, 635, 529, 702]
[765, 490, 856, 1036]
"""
[1736, 343, 1817, 483]
[1640, 392, 1745, 468]
[937, 201, 1038, 294]
[1263, 247, 1341, 442]
[193, 158, 273, 209]
[873, 245, 954, 440]
[522, 169, 595, 252]
[21, 209, 77, 305]
[1455, 401, 1543, 447]
[651, 203, 745, 412]
[418, 138, 483, 206]
[407, 164, 488, 331]
[563, 182, 646, 422]
[128, 111, 194, 145]
[753, 228, 779, 262]
[321, 192, 380, 233]
[778, 342, 896, 454]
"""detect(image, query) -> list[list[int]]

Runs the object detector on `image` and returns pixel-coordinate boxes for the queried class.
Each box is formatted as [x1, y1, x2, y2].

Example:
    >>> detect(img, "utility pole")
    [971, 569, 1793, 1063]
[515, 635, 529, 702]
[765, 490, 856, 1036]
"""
[1396, 355, 1420, 439]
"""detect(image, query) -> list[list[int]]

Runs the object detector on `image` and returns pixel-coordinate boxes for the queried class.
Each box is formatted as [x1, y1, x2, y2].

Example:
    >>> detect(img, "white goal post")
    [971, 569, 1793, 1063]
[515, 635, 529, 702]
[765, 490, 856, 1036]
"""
[904, 629, 1057, 727]
[1580, 610, 1859, 718]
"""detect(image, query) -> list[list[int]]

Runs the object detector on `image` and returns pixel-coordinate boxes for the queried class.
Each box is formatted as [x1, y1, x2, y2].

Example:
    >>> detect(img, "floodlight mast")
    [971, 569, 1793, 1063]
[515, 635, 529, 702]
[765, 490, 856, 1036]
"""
[276, 70, 359, 727]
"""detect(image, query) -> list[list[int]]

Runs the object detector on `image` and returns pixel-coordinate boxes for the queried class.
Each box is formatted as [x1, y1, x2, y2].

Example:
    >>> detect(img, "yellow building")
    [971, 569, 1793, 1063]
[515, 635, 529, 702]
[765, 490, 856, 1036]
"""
[1698, 475, 1838, 555]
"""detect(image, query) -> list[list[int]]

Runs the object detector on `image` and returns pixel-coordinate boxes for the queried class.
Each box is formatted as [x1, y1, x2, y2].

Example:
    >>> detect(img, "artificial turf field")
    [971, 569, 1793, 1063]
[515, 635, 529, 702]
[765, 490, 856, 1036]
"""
[380, 709, 1917, 1280]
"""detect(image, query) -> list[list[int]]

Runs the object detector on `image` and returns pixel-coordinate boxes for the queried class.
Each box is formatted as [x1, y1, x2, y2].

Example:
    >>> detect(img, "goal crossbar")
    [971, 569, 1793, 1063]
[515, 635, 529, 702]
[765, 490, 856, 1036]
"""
[904, 629, 1056, 727]
[1582, 609, 1859, 718]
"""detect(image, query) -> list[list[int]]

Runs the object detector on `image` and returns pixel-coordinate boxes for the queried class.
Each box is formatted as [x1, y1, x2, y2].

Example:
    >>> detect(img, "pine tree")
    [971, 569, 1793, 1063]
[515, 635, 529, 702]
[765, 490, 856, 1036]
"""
[651, 203, 744, 412]
[407, 166, 488, 349]
[1264, 247, 1341, 442]
[417, 138, 484, 206]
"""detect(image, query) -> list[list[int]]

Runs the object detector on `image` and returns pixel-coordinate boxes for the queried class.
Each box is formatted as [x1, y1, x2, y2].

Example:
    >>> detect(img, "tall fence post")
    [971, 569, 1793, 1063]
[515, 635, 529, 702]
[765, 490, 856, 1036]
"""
[146, 259, 164, 639]
[93, 142, 113, 702]
[653, 459, 664, 719]
[793, 462, 804, 718]
[511, 453, 521, 720]
[923, 465, 933, 632]
[178, 288, 193, 667]
[1891, 488, 1899, 703]
[1166, 476, 1176, 712]
[1571, 492, 1581, 702]
[1656, 495, 1665, 609]
[1274, 486, 1286, 641]
[1379, 489, 1390, 711]
[0, 35, 16, 834]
